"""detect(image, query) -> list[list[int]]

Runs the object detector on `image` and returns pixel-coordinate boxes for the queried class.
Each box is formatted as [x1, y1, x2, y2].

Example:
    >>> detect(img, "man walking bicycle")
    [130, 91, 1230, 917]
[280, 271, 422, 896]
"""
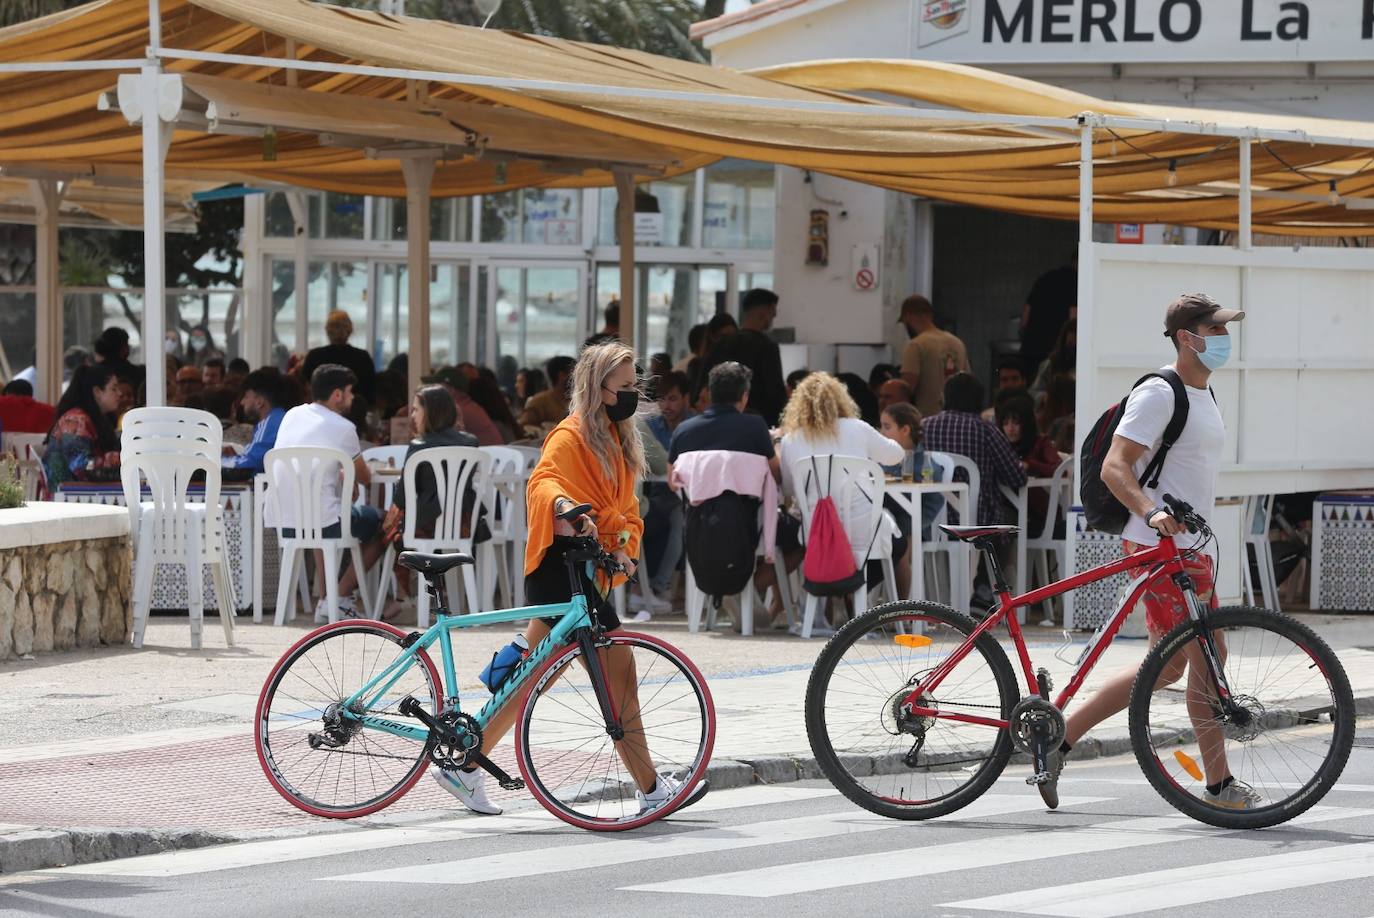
[1041, 293, 1260, 810]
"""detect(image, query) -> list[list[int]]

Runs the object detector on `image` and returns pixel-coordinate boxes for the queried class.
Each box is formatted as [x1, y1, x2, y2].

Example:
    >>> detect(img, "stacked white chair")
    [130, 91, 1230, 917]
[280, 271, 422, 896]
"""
[1241, 493, 1281, 611]
[371, 446, 492, 628]
[792, 455, 900, 639]
[121, 407, 236, 650]
[265, 446, 375, 625]
[479, 445, 526, 610]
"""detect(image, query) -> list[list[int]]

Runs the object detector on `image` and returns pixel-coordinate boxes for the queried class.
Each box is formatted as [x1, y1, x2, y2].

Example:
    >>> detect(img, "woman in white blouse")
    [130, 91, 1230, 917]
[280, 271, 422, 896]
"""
[778, 373, 906, 607]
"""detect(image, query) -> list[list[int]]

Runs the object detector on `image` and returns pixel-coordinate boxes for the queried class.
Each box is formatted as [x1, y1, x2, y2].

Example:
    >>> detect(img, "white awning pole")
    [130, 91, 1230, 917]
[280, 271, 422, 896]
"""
[1239, 139, 1253, 251]
[614, 170, 637, 357]
[29, 179, 63, 401]
[140, 62, 168, 407]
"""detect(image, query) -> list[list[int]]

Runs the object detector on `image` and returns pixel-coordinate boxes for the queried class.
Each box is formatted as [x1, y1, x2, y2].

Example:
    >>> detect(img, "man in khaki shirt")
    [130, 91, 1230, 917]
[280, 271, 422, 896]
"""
[898, 294, 969, 419]
[518, 355, 574, 433]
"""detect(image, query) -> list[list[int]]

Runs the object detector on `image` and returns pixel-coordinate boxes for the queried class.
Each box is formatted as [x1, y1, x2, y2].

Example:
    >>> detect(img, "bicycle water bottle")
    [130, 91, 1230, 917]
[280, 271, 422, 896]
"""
[479, 634, 529, 693]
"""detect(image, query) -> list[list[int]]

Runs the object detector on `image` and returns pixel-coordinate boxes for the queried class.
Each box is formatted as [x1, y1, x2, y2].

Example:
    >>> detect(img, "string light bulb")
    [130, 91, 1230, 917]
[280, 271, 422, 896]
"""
[1167, 159, 1178, 187]
[1328, 179, 1340, 206]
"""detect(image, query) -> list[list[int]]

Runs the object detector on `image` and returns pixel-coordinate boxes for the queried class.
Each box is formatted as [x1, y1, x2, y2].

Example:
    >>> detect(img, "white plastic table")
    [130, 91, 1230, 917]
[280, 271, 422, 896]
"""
[883, 479, 970, 609]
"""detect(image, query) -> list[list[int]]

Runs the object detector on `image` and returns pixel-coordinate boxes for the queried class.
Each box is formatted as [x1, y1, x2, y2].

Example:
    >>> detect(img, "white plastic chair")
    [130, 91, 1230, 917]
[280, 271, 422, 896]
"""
[372, 446, 492, 628]
[265, 446, 375, 625]
[479, 445, 526, 610]
[926, 450, 979, 609]
[1241, 493, 1281, 611]
[1025, 457, 1074, 622]
[792, 455, 899, 639]
[3, 433, 46, 501]
[120, 407, 236, 650]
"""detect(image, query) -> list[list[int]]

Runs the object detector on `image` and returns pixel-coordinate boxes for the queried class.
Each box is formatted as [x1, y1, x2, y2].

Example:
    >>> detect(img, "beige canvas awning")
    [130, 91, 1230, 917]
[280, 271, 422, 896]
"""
[2, 0, 1373, 233]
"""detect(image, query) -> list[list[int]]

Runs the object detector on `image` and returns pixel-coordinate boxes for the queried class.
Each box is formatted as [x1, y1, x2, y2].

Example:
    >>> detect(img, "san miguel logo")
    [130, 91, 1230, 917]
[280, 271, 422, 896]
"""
[918, 0, 971, 46]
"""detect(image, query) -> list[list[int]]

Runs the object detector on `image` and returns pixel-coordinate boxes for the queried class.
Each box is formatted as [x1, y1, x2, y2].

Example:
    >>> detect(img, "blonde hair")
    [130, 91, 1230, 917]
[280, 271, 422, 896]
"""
[781, 372, 859, 441]
[325, 310, 353, 345]
[569, 341, 646, 480]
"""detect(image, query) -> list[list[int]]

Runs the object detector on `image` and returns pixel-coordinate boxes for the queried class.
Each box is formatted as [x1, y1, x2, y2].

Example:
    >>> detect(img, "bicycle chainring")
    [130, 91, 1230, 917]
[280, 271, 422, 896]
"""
[428, 711, 484, 771]
[1008, 696, 1066, 754]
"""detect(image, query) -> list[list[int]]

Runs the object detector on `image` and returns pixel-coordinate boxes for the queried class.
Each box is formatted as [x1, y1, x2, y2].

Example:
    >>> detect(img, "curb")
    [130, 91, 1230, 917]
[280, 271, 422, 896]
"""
[5, 694, 1371, 875]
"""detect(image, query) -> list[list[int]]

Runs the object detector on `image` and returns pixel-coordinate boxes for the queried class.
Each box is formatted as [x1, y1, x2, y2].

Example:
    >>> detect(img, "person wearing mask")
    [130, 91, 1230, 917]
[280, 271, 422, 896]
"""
[423, 366, 503, 446]
[272, 364, 384, 620]
[185, 324, 225, 369]
[301, 310, 376, 404]
[43, 364, 122, 488]
[434, 341, 707, 818]
[0, 379, 56, 435]
[163, 329, 184, 364]
[202, 358, 226, 389]
[223, 369, 286, 476]
[518, 355, 575, 433]
[700, 288, 787, 426]
[1040, 293, 1251, 811]
[1020, 253, 1077, 380]
[898, 294, 970, 419]
[879, 401, 946, 597]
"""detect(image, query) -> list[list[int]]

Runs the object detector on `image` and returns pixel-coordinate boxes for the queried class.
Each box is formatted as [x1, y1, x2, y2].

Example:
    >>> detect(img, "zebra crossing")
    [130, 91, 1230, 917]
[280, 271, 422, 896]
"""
[30, 780, 1374, 916]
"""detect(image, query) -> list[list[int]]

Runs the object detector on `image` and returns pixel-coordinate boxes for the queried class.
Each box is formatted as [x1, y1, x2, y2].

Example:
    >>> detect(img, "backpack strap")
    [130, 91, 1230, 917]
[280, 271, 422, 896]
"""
[1135, 367, 1189, 490]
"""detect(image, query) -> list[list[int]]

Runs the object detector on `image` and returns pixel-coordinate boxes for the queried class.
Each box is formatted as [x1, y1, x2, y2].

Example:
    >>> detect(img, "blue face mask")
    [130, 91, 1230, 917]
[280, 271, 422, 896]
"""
[1190, 332, 1231, 371]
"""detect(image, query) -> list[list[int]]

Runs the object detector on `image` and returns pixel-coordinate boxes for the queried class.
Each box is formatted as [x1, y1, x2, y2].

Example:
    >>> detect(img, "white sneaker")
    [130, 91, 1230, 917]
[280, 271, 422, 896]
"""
[636, 773, 709, 815]
[630, 590, 670, 614]
[314, 596, 363, 622]
[432, 768, 503, 815]
[631, 610, 653, 623]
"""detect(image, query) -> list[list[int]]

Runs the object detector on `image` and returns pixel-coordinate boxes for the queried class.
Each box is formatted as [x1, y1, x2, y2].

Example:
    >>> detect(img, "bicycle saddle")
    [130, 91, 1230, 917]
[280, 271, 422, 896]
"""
[938, 524, 1020, 544]
[398, 550, 474, 575]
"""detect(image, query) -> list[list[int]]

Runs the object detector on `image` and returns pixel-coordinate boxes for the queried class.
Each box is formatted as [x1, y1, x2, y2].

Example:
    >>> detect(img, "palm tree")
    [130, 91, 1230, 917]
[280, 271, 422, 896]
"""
[0, 0, 81, 25]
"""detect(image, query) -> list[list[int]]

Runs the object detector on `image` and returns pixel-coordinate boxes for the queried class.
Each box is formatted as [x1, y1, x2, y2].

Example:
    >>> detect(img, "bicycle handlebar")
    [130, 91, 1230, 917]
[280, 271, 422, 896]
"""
[1161, 493, 1203, 535]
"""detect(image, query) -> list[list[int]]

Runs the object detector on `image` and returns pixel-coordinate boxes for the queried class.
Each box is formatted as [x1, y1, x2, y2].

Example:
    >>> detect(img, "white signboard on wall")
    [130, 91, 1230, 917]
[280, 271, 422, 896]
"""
[909, 0, 1374, 64]
[851, 243, 881, 291]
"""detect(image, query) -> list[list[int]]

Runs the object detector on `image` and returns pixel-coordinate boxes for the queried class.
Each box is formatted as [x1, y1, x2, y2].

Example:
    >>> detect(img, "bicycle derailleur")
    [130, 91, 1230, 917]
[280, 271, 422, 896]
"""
[308, 700, 367, 751]
[883, 673, 937, 768]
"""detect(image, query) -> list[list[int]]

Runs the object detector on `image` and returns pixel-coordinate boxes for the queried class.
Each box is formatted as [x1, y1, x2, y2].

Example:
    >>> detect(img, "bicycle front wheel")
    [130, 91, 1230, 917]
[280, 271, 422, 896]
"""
[256, 620, 441, 818]
[1130, 607, 1354, 829]
[515, 631, 715, 831]
[806, 601, 1019, 820]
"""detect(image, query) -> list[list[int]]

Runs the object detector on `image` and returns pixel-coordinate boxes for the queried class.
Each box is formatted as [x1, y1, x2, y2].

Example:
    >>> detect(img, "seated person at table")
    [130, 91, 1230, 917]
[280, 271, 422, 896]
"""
[273, 364, 384, 620]
[519, 355, 574, 435]
[222, 368, 286, 477]
[779, 372, 906, 608]
[383, 384, 479, 541]
[43, 365, 122, 488]
[996, 391, 1063, 532]
[879, 402, 946, 544]
[0, 379, 56, 435]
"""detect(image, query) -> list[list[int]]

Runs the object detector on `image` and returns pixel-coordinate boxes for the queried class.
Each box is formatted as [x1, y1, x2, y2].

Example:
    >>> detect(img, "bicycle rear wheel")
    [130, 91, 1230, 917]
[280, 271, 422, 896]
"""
[1130, 607, 1354, 829]
[515, 631, 714, 831]
[256, 620, 441, 818]
[806, 601, 1019, 820]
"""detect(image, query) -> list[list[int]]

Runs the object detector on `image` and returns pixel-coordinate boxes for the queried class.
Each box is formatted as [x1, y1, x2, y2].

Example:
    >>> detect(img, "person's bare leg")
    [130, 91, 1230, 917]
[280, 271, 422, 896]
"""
[477, 618, 553, 757]
[1064, 629, 1185, 746]
[1182, 631, 1230, 786]
[338, 540, 386, 596]
[895, 544, 911, 599]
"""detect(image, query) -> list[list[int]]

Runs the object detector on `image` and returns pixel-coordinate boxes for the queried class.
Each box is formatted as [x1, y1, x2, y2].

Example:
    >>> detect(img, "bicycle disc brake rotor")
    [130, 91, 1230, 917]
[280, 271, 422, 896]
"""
[1218, 693, 1266, 743]
[429, 711, 483, 771]
[1009, 696, 1066, 754]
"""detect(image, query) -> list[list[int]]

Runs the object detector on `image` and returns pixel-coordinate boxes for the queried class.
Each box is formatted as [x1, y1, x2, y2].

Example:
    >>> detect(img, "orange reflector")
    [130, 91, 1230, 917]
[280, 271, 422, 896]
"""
[1174, 750, 1204, 781]
[894, 634, 933, 648]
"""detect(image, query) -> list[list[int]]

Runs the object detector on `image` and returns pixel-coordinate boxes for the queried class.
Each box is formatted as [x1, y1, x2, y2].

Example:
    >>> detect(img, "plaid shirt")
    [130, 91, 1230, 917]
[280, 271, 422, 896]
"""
[922, 410, 1027, 525]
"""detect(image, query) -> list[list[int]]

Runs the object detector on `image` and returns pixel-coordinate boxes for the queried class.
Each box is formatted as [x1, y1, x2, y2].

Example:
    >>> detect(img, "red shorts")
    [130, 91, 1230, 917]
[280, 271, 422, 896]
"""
[1122, 541, 1217, 636]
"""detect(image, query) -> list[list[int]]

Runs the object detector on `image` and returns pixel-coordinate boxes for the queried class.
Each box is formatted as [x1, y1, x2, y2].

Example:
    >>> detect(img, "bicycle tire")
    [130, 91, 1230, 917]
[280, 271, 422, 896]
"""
[806, 600, 1019, 820]
[255, 620, 442, 819]
[1129, 606, 1355, 829]
[515, 630, 715, 831]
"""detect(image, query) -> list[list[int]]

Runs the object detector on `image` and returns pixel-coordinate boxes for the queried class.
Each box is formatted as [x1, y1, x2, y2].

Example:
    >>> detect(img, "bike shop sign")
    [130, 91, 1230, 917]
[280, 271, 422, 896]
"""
[915, 0, 1374, 61]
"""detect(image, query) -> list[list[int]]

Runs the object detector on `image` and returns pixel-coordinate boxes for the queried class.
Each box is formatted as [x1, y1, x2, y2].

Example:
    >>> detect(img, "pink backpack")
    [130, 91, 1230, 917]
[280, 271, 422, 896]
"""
[802, 457, 870, 596]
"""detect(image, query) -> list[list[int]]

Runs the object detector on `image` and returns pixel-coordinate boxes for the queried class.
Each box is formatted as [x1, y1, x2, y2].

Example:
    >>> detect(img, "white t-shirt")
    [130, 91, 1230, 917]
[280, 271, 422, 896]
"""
[1114, 370, 1225, 558]
[270, 402, 361, 528]
[780, 417, 905, 543]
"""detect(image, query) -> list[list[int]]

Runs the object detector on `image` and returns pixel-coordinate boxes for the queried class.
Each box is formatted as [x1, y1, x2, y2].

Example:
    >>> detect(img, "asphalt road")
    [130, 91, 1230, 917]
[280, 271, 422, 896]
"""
[5, 736, 1374, 918]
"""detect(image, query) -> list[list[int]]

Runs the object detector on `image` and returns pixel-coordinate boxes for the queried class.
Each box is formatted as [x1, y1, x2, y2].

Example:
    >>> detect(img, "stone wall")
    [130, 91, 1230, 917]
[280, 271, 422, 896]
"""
[0, 536, 132, 661]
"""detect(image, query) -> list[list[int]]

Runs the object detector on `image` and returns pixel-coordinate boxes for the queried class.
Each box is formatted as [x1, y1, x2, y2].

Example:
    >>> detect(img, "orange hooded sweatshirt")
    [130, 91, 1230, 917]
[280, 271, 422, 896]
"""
[524, 414, 642, 588]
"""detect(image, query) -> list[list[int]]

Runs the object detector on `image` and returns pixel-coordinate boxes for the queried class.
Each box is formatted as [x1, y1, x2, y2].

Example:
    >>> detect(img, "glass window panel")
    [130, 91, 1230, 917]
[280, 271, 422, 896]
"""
[521, 189, 580, 245]
[306, 261, 368, 352]
[703, 160, 775, 249]
[375, 263, 408, 369]
[494, 266, 580, 370]
[481, 192, 520, 243]
[431, 198, 473, 243]
[324, 192, 365, 239]
[476, 265, 490, 367]
[270, 259, 296, 368]
[264, 192, 321, 238]
[597, 174, 695, 247]
[0, 290, 36, 379]
[595, 264, 721, 360]
[372, 197, 406, 241]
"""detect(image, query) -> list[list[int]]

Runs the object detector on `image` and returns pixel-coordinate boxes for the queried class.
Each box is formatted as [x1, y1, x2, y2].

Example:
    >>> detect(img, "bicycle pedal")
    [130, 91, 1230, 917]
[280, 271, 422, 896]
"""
[498, 777, 525, 791]
[1026, 771, 1050, 786]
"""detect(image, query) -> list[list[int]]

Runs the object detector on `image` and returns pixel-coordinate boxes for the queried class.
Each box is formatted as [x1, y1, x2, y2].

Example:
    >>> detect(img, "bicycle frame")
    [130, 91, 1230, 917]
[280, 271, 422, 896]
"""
[899, 535, 1230, 729]
[340, 594, 595, 744]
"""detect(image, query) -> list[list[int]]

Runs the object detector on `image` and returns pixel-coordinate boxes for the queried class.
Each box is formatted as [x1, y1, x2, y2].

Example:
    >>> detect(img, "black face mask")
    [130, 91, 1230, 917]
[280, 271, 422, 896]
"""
[603, 387, 639, 423]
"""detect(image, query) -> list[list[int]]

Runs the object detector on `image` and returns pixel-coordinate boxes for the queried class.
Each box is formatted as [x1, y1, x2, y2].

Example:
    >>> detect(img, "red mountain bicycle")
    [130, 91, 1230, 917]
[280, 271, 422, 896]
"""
[805, 494, 1353, 829]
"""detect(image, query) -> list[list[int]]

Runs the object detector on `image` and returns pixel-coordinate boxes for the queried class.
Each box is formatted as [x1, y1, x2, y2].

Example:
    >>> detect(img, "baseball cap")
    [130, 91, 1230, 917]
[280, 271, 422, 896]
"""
[421, 366, 467, 389]
[1163, 293, 1245, 338]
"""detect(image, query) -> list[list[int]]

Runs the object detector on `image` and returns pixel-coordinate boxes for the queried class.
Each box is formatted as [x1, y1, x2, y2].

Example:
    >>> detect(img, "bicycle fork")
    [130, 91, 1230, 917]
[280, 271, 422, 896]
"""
[575, 628, 626, 741]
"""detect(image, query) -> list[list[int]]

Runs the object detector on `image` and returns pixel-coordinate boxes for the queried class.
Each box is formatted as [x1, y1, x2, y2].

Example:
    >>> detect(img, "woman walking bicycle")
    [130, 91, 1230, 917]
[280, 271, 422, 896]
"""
[433, 341, 710, 817]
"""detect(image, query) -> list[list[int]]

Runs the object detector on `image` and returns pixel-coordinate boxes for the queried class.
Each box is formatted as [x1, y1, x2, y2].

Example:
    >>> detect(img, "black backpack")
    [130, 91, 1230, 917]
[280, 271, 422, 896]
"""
[1079, 368, 1204, 534]
[684, 491, 760, 598]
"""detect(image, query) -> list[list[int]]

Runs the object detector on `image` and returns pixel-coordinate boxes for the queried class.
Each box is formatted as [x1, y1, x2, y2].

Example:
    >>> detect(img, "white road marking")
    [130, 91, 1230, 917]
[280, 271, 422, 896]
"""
[332, 795, 1109, 886]
[46, 784, 837, 878]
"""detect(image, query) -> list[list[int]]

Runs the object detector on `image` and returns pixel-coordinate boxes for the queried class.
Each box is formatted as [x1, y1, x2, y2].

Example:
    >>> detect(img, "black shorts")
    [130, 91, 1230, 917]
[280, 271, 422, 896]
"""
[528, 536, 622, 631]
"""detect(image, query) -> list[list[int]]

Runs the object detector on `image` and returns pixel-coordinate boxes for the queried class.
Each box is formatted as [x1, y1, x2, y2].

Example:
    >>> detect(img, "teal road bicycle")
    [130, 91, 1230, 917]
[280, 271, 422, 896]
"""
[255, 503, 716, 831]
